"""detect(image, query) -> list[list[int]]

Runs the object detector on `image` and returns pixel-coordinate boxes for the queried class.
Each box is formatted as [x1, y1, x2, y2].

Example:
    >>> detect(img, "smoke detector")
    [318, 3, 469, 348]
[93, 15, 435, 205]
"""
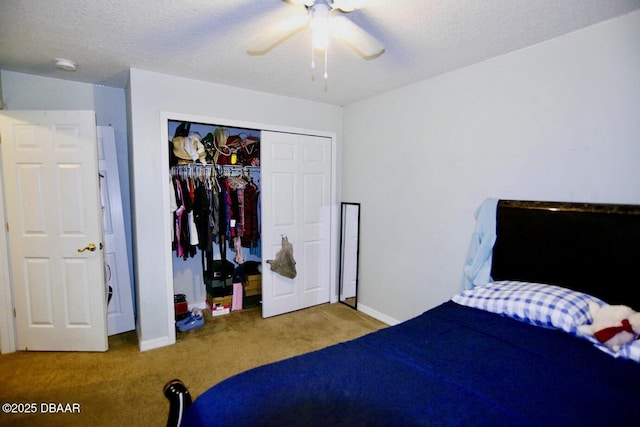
[55, 58, 77, 71]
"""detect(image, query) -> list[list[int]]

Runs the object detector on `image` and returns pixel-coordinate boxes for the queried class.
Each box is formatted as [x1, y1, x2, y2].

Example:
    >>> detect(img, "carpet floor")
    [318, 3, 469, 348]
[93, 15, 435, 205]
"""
[0, 303, 386, 427]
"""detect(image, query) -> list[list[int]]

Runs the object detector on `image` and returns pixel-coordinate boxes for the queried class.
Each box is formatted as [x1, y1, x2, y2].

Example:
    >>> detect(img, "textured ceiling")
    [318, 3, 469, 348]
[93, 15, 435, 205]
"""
[1, 0, 639, 106]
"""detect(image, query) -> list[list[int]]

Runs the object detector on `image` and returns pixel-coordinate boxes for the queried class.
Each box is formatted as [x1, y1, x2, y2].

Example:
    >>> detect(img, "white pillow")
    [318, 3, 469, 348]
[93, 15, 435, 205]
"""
[452, 280, 605, 336]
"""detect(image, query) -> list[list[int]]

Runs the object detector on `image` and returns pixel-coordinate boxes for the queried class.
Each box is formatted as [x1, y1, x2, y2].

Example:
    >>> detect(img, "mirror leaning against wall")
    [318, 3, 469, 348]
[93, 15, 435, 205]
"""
[339, 202, 360, 309]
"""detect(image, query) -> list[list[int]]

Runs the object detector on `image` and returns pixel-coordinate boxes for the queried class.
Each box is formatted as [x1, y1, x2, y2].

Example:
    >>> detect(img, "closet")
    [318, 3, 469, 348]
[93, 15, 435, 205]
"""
[169, 120, 262, 317]
[165, 116, 334, 328]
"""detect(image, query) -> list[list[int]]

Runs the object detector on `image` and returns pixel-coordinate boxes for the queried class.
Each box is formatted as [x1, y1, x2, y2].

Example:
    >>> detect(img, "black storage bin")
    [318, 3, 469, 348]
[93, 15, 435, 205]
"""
[205, 277, 233, 297]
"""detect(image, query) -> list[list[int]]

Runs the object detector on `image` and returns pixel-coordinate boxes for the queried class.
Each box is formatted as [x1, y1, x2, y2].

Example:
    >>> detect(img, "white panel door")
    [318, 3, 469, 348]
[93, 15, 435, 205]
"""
[261, 131, 332, 318]
[0, 110, 108, 351]
[97, 126, 135, 336]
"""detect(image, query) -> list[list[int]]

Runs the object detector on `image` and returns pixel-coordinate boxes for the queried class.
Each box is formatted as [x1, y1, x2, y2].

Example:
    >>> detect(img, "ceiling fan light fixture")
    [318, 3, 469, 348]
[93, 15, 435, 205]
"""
[310, 2, 330, 50]
[312, 28, 329, 50]
[309, 1, 331, 79]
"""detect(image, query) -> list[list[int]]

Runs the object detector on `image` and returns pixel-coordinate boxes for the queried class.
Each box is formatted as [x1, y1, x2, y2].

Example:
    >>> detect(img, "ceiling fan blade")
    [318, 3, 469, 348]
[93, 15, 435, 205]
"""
[329, 15, 384, 58]
[331, 0, 367, 12]
[247, 13, 310, 55]
[286, 0, 315, 6]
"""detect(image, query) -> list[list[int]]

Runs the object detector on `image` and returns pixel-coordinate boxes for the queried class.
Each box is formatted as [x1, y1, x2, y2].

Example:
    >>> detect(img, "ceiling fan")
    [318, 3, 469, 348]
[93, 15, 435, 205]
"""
[247, 0, 384, 77]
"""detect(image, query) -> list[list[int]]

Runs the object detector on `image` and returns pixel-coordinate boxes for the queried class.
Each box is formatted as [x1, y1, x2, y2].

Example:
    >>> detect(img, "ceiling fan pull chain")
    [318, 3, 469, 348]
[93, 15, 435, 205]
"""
[324, 48, 328, 79]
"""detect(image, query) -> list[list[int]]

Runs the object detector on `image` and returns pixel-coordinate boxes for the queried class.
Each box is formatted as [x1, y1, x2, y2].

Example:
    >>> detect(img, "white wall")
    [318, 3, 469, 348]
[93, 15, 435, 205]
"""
[342, 11, 640, 324]
[127, 69, 342, 350]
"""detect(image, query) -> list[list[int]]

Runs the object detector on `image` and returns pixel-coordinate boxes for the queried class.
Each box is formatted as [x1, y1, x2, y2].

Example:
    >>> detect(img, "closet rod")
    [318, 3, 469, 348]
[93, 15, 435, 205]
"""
[170, 163, 259, 178]
[171, 164, 259, 171]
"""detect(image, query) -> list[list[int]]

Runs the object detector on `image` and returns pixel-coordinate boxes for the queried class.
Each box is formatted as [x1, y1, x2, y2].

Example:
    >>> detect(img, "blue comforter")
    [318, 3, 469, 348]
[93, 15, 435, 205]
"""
[182, 302, 640, 426]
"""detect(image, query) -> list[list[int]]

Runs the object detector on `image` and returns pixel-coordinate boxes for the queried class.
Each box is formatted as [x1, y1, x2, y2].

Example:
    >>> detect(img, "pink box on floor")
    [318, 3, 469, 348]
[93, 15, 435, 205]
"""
[232, 282, 243, 311]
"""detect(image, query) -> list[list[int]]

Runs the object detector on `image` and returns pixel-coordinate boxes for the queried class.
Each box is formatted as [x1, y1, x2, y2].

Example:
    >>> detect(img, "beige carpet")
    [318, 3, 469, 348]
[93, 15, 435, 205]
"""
[0, 303, 386, 427]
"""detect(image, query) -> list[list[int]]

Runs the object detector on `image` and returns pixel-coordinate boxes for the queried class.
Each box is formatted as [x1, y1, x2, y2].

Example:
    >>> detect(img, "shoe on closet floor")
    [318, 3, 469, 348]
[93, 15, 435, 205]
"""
[176, 309, 203, 330]
[177, 312, 204, 332]
[176, 314, 192, 328]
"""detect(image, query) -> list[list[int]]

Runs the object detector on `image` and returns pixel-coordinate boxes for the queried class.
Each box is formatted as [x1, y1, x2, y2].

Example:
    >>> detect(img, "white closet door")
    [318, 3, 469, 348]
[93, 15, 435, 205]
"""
[261, 131, 332, 318]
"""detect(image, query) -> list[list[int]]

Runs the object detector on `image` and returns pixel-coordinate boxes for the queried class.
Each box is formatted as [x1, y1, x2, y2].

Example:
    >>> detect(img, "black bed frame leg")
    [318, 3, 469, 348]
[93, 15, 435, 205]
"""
[164, 379, 193, 427]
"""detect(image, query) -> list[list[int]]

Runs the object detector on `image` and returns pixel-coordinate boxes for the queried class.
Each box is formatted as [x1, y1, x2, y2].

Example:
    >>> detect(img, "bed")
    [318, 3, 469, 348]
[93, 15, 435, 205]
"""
[164, 199, 640, 426]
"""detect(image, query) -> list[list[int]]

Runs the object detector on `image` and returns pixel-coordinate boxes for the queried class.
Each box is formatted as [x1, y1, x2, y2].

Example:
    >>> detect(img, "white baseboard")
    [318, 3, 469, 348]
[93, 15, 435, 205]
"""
[138, 334, 174, 352]
[356, 303, 400, 326]
[188, 299, 401, 327]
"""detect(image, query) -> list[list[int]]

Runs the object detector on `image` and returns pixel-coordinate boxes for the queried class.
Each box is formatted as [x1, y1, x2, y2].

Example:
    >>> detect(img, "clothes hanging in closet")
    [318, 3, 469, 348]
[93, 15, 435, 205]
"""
[172, 175, 197, 260]
[170, 165, 260, 263]
[242, 179, 260, 255]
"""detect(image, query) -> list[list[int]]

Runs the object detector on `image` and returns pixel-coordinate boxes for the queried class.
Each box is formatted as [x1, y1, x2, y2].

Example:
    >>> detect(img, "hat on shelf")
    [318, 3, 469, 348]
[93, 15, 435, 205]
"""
[172, 133, 207, 164]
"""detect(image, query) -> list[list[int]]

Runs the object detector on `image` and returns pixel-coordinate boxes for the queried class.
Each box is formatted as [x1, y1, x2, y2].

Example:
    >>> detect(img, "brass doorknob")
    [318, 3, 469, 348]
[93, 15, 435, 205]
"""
[77, 243, 97, 253]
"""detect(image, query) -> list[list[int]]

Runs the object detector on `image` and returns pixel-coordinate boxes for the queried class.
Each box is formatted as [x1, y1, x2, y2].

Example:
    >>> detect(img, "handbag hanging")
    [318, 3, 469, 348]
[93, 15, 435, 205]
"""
[266, 236, 297, 279]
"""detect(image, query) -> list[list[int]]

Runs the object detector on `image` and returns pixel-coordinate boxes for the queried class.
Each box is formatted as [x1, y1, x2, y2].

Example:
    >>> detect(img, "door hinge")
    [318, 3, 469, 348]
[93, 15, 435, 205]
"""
[5, 222, 8, 232]
[13, 307, 16, 318]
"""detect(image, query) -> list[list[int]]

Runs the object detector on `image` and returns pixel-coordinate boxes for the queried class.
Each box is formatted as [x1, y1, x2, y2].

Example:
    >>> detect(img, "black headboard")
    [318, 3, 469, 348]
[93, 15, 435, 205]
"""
[490, 200, 640, 311]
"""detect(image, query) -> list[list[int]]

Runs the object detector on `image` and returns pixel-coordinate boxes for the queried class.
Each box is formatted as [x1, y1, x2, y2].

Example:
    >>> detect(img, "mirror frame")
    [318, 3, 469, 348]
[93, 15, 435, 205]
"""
[338, 202, 360, 310]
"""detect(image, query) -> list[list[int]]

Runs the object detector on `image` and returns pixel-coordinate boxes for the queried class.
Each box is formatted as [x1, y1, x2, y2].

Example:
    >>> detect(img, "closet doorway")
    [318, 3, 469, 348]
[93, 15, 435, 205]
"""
[165, 115, 335, 327]
[169, 120, 261, 318]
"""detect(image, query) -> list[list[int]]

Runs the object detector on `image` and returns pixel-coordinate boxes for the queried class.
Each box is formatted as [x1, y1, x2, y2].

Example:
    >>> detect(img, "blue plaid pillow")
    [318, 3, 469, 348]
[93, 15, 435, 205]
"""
[452, 281, 605, 336]
[584, 334, 640, 363]
[599, 340, 640, 363]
